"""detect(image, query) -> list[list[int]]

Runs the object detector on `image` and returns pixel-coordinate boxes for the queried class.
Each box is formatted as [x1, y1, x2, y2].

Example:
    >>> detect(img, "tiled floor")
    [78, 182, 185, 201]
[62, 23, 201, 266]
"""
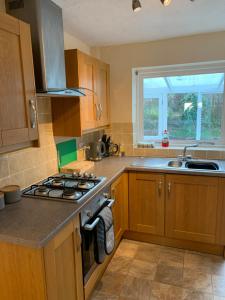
[90, 239, 225, 300]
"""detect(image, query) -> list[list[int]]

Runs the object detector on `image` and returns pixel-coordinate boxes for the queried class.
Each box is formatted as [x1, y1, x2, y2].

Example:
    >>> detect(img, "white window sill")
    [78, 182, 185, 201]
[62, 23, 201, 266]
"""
[135, 144, 225, 152]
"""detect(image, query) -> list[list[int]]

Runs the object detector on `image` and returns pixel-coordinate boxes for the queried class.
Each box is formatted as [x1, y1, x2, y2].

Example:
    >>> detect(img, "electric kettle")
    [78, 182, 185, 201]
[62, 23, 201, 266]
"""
[86, 140, 106, 161]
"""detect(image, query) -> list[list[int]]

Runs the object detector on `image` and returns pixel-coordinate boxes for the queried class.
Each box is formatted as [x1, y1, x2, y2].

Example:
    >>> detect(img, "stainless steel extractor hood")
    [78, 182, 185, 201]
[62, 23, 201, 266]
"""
[5, 0, 86, 97]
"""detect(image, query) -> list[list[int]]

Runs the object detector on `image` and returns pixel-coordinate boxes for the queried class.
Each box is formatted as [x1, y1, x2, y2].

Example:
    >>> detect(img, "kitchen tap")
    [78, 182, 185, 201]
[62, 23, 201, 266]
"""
[178, 144, 199, 161]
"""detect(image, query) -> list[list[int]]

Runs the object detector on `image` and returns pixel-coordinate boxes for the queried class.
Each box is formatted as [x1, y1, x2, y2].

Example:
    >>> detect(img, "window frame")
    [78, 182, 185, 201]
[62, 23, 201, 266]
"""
[133, 61, 225, 146]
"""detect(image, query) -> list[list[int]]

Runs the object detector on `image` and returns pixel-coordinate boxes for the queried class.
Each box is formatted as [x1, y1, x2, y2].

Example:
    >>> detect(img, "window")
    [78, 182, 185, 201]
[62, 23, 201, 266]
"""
[134, 62, 225, 145]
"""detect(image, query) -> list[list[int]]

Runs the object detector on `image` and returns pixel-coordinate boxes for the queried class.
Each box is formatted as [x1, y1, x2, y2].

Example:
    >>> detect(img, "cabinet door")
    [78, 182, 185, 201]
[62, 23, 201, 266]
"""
[78, 52, 97, 131]
[44, 216, 84, 300]
[216, 178, 225, 245]
[166, 175, 219, 244]
[111, 173, 129, 243]
[129, 172, 165, 236]
[0, 13, 38, 147]
[95, 60, 110, 127]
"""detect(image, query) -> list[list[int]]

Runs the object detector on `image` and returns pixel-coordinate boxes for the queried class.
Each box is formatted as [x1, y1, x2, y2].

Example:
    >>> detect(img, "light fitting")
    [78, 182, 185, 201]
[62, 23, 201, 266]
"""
[160, 0, 172, 6]
[132, 0, 194, 12]
[132, 0, 142, 12]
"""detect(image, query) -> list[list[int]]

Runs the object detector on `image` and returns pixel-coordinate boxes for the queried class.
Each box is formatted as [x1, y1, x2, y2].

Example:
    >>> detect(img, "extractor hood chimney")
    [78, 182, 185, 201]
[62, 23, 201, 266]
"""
[5, 0, 86, 97]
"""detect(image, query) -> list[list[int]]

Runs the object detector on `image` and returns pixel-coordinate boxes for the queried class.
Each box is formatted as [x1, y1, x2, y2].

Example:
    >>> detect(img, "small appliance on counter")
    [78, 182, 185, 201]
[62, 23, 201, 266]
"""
[86, 140, 106, 161]
[101, 134, 119, 157]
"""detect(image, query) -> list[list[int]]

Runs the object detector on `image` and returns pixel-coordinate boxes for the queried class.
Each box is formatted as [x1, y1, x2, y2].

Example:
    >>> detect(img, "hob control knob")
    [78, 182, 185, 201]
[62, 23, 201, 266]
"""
[84, 172, 89, 178]
[103, 193, 110, 199]
[86, 210, 93, 218]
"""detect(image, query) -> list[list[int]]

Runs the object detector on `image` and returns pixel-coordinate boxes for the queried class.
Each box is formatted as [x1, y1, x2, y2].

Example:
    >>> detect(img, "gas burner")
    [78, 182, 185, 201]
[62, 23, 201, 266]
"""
[63, 189, 83, 200]
[64, 180, 78, 189]
[51, 178, 64, 187]
[35, 186, 49, 196]
[78, 182, 95, 190]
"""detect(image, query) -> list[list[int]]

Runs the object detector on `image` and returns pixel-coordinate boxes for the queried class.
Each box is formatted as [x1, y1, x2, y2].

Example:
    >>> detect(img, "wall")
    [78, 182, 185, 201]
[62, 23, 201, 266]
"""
[93, 31, 225, 124]
[0, 98, 58, 189]
[64, 31, 91, 54]
[93, 31, 225, 158]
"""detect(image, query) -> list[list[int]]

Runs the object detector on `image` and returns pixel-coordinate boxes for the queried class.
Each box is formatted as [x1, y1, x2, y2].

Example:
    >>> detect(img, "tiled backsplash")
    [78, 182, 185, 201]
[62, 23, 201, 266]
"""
[0, 97, 58, 189]
[105, 122, 225, 160]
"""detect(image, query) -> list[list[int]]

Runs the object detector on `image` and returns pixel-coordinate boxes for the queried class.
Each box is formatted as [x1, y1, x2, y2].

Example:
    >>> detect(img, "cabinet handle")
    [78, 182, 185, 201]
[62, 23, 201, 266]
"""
[95, 103, 100, 120]
[168, 182, 171, 195]
[75, 227, 82, 252]
[158, 181, 162, 196]
[99, 103, 103, 120]
[29, 98, 37, 129]
[98, 104, 102, 120]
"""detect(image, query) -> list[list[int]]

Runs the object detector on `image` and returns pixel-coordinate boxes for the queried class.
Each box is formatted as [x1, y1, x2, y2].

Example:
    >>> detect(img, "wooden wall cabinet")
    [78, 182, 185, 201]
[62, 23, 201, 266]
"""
[129, 172, 165, 236]
[0, 215, 84, 300]
[111, 173, 129, 243]
[51, 49, 110, 137]
[0, 12, 38, 151]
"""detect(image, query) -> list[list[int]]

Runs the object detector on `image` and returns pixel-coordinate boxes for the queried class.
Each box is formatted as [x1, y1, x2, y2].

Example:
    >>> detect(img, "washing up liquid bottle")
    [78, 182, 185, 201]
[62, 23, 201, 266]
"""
[162, 130, 169, 147]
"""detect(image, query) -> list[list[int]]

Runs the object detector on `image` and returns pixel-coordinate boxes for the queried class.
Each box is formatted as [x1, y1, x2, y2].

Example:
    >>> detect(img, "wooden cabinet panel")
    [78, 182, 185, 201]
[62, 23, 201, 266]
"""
[216, 178, 225, 245]
[95, 61, 110, 127]
[0, 12, 38, 148]
[44, 216, 84, 300]
[129, 172, 165, 236]
[111, 173, 128, 243]
[57, 49, 110, 136]
[79, 54, 96, 131]
[0, 242, 47, 300]
[165, 175, 219, 244]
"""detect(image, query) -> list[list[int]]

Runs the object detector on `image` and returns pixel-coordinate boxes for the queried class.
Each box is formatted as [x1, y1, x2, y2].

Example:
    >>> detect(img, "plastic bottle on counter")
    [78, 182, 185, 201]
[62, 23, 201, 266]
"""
[161, 130, 169, 148]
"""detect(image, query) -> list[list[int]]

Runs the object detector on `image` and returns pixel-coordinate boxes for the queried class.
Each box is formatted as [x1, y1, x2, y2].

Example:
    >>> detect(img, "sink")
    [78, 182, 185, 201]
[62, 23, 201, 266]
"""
[168, 160, 182, 168]
[185, 161, 219, 171]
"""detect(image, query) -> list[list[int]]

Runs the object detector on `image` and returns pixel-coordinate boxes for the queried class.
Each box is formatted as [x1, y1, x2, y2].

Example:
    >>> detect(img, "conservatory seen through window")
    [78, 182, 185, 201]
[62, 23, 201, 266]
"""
[134, 64, 225, 145]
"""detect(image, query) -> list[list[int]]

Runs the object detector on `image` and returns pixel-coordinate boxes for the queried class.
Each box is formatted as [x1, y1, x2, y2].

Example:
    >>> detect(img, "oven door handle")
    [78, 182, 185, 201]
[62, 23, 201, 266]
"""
[83, 217, 100, 231]
[107, 199, 115, 208]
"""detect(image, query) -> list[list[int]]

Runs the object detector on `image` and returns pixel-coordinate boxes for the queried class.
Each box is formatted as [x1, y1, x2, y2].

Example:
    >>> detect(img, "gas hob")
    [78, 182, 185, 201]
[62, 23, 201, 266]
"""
[23, 173, 106, 203]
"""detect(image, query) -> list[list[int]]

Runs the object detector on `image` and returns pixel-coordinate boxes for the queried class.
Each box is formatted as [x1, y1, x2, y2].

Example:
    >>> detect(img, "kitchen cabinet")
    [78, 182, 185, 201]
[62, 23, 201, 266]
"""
[0, 215, 84, 300]
[129, 172, 165, 236]
[95, 60, 110, 128]
[111, 173, 129, 243]
[0, 12, 38, 151]
[51, 49, 110, 137]
[165, 174, 219, 244]
[215, 178, 225, 246]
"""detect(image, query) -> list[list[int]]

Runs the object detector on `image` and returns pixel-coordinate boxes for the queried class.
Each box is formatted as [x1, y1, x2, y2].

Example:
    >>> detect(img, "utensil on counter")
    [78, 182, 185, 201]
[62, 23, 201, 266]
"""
[0, 185, 21, 204]
[0, 192, 5, 210]
[101, 135, 119, 157]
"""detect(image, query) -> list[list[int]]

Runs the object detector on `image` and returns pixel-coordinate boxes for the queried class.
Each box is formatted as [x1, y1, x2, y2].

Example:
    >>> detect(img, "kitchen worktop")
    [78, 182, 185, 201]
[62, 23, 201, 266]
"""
[1, 156, 225, 248]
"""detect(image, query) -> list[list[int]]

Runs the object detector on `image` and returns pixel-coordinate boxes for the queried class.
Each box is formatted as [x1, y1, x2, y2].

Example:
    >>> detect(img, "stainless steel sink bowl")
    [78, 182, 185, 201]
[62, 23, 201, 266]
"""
[185, 161, 219, 171]
[168, 160, 182, 168]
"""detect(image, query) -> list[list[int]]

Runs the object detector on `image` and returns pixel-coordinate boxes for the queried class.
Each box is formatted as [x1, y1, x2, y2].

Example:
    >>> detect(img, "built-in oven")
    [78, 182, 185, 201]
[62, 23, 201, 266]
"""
[80, 187, 114, 284]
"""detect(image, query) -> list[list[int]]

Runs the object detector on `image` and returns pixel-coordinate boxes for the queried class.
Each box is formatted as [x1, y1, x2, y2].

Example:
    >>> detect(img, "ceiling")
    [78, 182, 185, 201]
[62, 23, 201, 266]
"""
[53, 0, 225, 47]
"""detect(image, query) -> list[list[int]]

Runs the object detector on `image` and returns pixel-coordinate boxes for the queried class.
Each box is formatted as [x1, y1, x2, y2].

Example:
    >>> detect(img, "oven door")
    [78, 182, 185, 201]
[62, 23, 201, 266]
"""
[81, 199, 114, 283]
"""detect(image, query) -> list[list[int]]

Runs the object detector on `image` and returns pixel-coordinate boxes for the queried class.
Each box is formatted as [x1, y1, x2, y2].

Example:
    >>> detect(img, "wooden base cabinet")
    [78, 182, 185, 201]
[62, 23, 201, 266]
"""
[165, 175, 220, 244]
[0, 216, 84, 300]
[111, 173, 129, 243]
[128, 172, 225, 250]
[129, 172, 165, 236]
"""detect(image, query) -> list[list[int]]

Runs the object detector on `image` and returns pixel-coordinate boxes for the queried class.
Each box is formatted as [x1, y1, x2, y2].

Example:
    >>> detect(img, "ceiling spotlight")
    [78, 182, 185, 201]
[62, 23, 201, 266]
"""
[161, 0, 172, 6]
[132, 0, 142, 12]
